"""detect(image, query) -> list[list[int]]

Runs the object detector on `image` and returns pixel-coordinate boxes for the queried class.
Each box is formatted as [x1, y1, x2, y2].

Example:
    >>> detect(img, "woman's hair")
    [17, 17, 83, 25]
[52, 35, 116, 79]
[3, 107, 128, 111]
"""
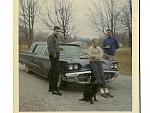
[91, 38, 98, 43]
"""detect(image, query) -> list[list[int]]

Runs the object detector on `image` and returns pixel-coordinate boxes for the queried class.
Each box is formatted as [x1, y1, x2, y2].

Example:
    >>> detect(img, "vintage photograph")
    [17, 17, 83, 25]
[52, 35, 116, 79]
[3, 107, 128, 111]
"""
[15, 0, 139, 112]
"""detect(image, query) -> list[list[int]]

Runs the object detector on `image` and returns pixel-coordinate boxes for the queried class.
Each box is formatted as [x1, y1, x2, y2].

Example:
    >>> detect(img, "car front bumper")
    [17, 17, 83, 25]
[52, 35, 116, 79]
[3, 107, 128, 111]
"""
[62, 70, 119, 84]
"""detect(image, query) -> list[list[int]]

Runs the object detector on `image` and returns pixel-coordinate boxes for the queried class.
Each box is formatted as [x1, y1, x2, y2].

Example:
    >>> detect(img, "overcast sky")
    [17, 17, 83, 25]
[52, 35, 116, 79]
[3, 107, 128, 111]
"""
[35, 0, 128, 39]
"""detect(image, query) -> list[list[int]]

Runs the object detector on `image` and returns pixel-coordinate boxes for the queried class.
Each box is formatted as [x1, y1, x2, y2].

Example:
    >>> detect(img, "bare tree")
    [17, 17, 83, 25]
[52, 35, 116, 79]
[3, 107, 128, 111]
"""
[41, 0, 75, 42]
[119, 0, 132, 48]
[87, 0, 121, 36]
[19, 0, 39, 48]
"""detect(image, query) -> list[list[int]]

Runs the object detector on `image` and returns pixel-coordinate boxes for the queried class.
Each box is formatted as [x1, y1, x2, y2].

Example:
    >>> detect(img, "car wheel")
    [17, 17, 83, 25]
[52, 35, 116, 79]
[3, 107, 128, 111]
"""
[60, 80, 68, 89]
[25, 64, 32, 74]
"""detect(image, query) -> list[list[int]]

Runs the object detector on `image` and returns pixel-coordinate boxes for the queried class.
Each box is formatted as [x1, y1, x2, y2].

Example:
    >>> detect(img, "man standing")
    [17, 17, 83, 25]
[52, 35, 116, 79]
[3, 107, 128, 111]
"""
[47, 26, 62, 96]
[102, 29, 119, 60]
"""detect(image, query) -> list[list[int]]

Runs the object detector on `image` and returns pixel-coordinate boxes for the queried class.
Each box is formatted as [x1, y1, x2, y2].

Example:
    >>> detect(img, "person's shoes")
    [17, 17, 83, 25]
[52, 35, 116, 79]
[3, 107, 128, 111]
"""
[79, 98, 85, 101]
[90, 100, 94, 104]
[52, 91, 62, 96]
[56, 87, 62, 96]
[48, 89, 53, 92]
[106, 92, 114, 97]
[101, 93, 109, 98]
[52, 91, 56, 95]
[56, 92, 62, 96]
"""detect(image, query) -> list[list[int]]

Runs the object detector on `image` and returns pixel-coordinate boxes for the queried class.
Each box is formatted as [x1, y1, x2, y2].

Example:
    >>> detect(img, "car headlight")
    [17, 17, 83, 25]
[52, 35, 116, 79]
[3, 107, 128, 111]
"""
[69, 65, 73, 70]
[114, 64, 118, 69]
[110, 65, 114, 68]
[110, 63, 118, 69]
[74, 64, 78, 70]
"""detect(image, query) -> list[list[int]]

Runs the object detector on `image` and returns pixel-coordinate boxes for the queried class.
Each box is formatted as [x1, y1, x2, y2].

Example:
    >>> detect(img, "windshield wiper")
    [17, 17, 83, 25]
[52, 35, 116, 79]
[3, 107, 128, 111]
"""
[79, 55, 89, 59]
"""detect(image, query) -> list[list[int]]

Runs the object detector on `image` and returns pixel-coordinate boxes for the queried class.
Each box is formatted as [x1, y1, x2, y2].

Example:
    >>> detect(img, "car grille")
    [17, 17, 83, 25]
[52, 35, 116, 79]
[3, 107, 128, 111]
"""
[104, 72, 115, 80]
[67, 76, 76, 79]
[77, 73, 91, 82]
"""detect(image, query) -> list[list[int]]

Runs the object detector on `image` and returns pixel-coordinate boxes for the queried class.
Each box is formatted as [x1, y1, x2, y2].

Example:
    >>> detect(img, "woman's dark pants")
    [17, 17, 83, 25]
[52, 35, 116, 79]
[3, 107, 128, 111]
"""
[90, 61, 107, 88]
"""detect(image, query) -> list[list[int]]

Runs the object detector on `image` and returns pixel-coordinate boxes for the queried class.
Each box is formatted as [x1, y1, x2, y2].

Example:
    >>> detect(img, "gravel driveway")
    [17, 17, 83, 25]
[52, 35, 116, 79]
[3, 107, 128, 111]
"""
[19, 64, 132, 111]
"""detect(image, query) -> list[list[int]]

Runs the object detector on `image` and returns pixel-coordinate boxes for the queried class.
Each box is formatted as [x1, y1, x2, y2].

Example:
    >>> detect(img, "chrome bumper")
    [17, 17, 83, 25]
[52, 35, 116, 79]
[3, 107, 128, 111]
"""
[104, 70, 119, 82]
[64, 71, 91, 84]
[62, 70, 119, 84]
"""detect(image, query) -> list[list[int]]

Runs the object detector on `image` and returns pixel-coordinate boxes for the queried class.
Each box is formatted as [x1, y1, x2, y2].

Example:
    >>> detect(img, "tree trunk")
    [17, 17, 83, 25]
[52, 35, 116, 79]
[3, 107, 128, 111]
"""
[129, 29, 132, 55]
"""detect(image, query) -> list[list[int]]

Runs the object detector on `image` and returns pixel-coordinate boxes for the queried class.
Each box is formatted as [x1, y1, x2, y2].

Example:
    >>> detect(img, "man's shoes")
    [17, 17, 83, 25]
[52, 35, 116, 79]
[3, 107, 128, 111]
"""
[52, 91, 62, 96]
[79, 98, 85, 101]
[90, 100, 94, 104]
[52, 91, 57, 94]
[48, 89, 53, 92]
[101, 93, 109, 98]
[106, 92, 114, 97]
[56, 87, 62, 96]
[56, 92, 62, 96]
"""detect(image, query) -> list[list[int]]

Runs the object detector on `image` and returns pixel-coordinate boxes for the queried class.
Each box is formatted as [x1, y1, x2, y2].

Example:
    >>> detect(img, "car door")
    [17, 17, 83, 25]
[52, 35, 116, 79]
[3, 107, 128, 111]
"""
[31, 44, 47, 77]
[40, 47, 51, 78]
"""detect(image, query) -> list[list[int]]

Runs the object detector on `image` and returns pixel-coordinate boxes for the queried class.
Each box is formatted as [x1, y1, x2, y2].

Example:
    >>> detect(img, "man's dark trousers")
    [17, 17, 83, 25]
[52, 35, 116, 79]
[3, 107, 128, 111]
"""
[48, 55, 59, 92]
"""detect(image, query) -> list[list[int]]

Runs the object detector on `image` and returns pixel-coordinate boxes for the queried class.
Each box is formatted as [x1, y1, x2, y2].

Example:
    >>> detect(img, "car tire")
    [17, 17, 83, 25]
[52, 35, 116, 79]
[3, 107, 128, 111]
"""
[60, 80, 68, 89]
[25, 64, 33, 74]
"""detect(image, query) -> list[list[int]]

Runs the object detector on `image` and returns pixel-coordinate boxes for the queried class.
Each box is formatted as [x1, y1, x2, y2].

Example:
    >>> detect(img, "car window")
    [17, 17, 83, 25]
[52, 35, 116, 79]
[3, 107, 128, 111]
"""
[33, 44, 47, 54]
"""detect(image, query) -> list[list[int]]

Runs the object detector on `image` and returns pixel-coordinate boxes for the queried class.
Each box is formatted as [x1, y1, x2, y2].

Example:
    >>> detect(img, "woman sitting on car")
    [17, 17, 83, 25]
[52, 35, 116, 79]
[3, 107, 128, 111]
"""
[88, 38, 113, 98]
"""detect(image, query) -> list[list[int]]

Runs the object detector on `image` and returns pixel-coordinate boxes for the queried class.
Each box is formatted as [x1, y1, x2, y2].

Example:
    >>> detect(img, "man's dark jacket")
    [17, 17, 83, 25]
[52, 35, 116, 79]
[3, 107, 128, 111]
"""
[102, 37, 119, 55]
[47, 33, 60, 59]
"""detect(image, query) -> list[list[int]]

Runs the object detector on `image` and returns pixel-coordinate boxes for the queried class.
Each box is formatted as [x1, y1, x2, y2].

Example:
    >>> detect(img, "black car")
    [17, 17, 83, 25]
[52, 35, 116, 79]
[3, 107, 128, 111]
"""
[19, 42, 119, 86]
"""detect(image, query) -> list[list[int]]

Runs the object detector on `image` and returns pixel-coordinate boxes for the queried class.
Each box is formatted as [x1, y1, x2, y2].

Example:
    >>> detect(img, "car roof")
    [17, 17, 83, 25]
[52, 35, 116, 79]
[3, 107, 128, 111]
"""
[33, 41, 80, 46]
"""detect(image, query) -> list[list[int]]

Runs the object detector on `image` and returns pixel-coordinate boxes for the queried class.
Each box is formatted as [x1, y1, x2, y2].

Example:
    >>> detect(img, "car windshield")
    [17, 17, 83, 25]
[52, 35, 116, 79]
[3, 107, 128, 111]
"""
[44, 44, 88, 58]
[60, 45, 83, 58]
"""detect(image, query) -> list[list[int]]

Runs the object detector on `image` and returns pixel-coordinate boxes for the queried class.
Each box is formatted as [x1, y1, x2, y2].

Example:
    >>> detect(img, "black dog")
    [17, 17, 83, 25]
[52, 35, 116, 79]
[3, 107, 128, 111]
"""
[79, 76, 99, 104]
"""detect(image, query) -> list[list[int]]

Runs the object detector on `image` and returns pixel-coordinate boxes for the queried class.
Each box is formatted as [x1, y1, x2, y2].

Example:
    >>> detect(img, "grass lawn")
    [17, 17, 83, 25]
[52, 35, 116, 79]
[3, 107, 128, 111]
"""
[114, 48, 132, 75]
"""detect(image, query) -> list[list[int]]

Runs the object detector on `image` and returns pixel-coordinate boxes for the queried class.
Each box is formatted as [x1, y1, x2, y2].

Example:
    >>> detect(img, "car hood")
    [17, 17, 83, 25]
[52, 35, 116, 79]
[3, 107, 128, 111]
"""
[59, 57, 114, 70]
[60, 57, 89, 66]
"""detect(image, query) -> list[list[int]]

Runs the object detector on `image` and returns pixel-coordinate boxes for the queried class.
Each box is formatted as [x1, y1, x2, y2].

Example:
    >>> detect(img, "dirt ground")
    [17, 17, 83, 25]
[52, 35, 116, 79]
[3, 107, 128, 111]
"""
[19, 64, 132, 111]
